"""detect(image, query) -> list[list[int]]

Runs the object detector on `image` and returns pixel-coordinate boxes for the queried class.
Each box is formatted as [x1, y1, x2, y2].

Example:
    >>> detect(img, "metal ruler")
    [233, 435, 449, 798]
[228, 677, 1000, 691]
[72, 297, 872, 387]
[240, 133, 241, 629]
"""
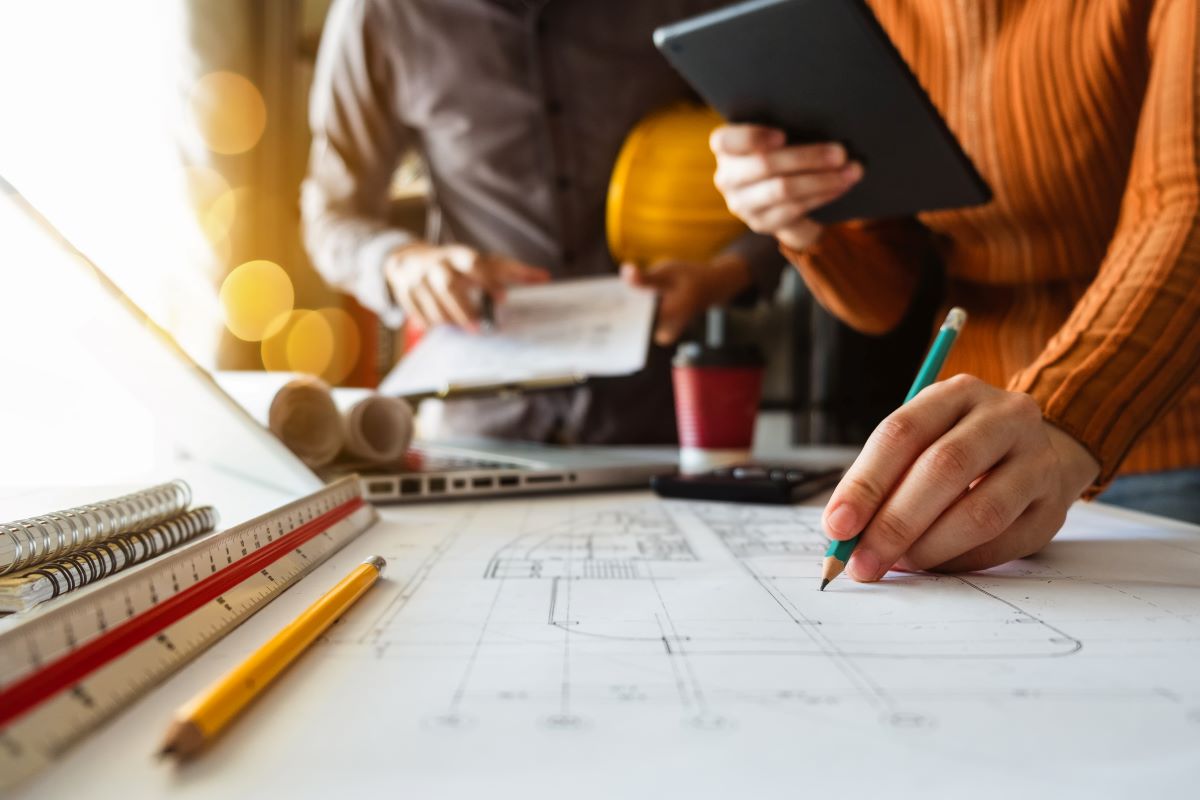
[0, 476, 377, 788]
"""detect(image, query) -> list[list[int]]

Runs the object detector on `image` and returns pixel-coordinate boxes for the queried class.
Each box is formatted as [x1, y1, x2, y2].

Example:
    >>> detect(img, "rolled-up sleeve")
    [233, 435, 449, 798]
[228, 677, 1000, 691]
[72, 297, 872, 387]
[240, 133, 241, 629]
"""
[780, 217, 933, 335]
[300, 0, 412, 329]
[1008, 0, 1200, 492]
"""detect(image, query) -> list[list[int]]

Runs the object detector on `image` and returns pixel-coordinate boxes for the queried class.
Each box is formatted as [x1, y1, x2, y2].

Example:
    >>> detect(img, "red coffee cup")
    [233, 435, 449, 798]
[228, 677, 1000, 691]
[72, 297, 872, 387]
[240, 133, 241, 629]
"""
[672, 342, 765, 473]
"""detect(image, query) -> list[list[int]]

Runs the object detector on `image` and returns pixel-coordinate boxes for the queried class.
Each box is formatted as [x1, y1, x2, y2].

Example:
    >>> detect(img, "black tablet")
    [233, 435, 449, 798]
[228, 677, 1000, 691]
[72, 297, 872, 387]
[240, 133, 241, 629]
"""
[654, 0, 991, 224]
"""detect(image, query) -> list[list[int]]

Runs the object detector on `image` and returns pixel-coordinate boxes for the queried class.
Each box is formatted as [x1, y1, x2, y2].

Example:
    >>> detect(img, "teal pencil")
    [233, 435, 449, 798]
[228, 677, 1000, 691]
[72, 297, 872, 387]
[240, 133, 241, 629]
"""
[820, 307, 968, 590]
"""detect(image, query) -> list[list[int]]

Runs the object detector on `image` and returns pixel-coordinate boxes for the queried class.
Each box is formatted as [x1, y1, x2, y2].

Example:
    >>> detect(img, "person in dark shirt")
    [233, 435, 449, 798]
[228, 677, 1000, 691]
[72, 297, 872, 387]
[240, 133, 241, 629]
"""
[302, 0, 783, 444]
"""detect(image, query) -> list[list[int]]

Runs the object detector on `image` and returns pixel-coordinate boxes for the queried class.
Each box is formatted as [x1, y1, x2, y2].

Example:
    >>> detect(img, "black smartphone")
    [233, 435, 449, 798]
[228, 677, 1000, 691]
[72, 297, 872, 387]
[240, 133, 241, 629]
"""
[651, 464, 843, 505]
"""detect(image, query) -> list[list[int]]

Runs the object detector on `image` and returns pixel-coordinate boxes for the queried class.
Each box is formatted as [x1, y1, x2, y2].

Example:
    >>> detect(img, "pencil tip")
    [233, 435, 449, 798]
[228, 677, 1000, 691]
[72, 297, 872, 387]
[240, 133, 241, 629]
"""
[819, 578, 830, 592]
[158, 719, 204, 761]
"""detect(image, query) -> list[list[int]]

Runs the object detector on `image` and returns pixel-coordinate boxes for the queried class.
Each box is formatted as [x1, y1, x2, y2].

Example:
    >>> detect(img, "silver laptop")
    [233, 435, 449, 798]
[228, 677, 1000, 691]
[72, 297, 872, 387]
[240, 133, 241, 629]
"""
[344, 440, 675, 503]
[7, 178, 678, 502]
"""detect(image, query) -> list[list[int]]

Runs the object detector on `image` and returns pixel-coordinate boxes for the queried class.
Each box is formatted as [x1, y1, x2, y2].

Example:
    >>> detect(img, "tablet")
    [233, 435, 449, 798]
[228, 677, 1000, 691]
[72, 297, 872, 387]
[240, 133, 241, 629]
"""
[654, 0, 991, 224]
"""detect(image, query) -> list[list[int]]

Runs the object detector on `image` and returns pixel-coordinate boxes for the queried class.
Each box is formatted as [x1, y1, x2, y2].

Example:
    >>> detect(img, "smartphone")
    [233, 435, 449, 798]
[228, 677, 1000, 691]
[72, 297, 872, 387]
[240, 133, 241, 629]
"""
[651, 464, 843, 505]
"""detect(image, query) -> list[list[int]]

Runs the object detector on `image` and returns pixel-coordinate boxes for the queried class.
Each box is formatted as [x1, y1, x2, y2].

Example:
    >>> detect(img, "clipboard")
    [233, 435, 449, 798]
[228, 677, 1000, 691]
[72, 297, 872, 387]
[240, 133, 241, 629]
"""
[394, 372, 589, 403]
[378, 276, 656, 401]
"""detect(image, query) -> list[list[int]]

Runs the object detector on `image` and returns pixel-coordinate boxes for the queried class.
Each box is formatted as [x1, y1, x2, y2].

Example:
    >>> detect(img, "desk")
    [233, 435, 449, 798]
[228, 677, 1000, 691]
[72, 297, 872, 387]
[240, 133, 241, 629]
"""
[7, 449, 1200, 799]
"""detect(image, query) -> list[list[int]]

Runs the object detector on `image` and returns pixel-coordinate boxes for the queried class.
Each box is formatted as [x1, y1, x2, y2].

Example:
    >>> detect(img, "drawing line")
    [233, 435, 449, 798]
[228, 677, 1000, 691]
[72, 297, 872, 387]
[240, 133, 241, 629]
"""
[953, 577, 1082, 656]
[742, 560, 893, 709]
[646, 563, 708, 712]
[366, 507, 479, 644]
[560, 516, 575, 719]
[448, 579, 507, 713]
[654, 612, 694, 710]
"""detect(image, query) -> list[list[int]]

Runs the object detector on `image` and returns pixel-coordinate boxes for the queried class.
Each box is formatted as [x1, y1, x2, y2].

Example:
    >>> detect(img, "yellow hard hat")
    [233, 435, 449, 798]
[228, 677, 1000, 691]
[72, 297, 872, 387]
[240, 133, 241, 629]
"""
[607, 104, 746, 265]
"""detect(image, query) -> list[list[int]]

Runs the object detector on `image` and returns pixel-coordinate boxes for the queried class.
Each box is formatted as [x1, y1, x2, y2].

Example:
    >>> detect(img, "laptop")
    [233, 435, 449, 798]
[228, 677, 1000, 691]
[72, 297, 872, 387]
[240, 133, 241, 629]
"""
[5, 178, 678, 502]
[348, 440, 676, 503]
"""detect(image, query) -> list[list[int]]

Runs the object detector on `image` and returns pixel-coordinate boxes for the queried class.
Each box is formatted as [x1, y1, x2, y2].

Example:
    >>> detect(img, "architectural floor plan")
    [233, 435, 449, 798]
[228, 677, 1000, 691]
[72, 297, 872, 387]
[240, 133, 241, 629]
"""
[21, 492, 1200, 798]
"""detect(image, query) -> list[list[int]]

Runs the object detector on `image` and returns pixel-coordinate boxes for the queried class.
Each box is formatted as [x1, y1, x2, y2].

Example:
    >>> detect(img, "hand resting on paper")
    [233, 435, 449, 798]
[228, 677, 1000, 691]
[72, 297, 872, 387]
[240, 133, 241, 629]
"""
[619, 253, 754, 346]
[823, 375, 1101, 580]
[385, 243, 550, 331]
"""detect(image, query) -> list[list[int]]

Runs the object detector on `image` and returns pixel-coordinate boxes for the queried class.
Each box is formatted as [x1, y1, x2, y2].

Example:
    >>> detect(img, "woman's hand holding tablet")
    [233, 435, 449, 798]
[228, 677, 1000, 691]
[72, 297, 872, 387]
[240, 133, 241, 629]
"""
[655, 0, 990, 224]
[710, 125, 863, 251]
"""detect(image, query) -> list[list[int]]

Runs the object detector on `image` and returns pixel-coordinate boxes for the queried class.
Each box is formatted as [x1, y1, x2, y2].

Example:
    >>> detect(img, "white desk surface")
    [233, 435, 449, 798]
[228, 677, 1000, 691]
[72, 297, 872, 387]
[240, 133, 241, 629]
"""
[4, 447, 1200, 799]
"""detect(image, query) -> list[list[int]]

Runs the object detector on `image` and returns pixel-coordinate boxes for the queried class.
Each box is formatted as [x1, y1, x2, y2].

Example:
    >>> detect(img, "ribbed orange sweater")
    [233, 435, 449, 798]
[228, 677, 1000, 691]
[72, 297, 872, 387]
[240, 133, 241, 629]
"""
[784, 0, 1200, 491]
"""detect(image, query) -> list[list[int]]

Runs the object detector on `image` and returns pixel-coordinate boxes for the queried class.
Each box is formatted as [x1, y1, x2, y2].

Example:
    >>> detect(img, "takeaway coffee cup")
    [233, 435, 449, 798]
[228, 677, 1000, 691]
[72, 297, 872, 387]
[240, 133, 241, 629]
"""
[672, 341, 765, 474]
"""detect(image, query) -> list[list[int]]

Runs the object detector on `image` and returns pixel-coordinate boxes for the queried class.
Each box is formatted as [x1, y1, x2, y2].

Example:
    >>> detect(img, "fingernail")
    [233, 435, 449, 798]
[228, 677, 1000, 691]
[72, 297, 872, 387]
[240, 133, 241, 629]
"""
[825, 503, 858, 537]
[848, 551, 881, 582]
[768, 129, 786, 147]
[844, 162, 863, 182]
[826, 144, 846, 165]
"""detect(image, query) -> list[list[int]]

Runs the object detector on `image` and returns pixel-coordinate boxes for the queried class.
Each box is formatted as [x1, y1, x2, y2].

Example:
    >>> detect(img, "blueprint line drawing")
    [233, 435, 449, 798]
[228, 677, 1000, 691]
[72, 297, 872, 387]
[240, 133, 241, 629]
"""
[20, 492, 1200, 799]
[319, 495, 1193, 739]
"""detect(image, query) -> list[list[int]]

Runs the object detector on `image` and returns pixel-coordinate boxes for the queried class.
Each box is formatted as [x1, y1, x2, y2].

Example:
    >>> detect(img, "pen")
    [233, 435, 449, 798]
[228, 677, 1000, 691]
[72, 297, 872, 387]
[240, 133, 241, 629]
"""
[480, 292, 496, 331]
[158, 556, 387, 759]
[820, 307, 968, 590]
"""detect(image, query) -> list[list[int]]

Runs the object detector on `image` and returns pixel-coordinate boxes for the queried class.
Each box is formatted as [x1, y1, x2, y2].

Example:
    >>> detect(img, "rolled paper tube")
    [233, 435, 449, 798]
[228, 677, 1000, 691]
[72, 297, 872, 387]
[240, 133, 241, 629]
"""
[268, 376, 345, 468]
[341, 395, 415, 465]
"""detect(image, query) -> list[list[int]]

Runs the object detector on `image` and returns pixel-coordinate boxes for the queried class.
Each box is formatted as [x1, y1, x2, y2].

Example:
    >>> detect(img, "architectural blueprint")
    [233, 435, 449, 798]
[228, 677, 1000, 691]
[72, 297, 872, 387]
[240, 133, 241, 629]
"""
[21, 493, 1200, 798]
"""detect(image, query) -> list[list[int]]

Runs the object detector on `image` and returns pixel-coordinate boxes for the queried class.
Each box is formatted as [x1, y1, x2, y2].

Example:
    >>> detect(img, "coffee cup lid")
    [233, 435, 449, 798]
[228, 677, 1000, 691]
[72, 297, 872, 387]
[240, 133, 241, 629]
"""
[672, 341, 765, 368]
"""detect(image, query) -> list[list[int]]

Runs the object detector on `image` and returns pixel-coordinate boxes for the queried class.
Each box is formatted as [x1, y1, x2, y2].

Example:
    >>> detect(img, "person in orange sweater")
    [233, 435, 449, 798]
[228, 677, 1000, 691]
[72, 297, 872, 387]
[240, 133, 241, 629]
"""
[709, 0, 1200, 582]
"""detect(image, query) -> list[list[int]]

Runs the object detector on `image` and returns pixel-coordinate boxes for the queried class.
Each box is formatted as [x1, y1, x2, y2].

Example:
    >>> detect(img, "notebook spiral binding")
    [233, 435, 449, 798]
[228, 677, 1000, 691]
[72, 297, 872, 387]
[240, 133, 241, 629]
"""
[17, 506, 218, 606]
[0, 480, 192, 576]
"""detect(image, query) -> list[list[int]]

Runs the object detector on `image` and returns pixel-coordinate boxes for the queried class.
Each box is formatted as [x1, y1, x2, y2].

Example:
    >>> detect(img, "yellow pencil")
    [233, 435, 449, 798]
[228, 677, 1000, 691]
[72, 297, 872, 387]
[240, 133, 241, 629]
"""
[159, 556, 387, 760]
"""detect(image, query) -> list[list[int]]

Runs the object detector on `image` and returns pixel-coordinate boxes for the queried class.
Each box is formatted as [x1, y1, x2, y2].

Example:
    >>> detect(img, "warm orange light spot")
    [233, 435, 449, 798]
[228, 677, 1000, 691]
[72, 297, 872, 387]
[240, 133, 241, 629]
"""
[260, 309, 333, 376]
[219, 260, 294, 341]
[184, 165, 236, 245]
[315, 307, 362, 385]
[260, 306, 361, 383]
[285, 310, 335, 378]
[260, 310, 302, 372]
[189, 71, 267, 156]
[206, 188, 238, 238]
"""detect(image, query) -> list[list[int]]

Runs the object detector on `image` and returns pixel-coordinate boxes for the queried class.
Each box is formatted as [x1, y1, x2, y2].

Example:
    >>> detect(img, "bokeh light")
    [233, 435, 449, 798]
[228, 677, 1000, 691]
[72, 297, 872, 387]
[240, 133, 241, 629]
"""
[315, 307, 362, 385]
[183, 165, 236, 245]
[260, 307, 361, 384]
[219, 260, 294, 341]
[189, 71, 267, 156]
[261, 309, 332, 376]
[260, 310, 305, 372]
[285, 310, 335, 378]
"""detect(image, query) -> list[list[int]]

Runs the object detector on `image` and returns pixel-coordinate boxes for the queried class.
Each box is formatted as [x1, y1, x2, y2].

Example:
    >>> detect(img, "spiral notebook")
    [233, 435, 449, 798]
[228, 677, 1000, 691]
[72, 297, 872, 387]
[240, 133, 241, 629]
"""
[0, 505, 217, 612]
[0, 480, 192, 576]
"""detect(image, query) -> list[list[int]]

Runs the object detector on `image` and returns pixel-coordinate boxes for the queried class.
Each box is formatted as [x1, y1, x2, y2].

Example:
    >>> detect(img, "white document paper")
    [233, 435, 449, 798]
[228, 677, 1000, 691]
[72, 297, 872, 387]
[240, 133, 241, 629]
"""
[22, 494, 1200, 799]
[378, 276, 656, 397]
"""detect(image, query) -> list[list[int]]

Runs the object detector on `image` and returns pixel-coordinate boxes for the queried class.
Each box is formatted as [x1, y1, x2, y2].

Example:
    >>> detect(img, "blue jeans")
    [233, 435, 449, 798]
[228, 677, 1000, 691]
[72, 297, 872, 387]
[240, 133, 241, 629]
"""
[1098, 468, 1200, 525]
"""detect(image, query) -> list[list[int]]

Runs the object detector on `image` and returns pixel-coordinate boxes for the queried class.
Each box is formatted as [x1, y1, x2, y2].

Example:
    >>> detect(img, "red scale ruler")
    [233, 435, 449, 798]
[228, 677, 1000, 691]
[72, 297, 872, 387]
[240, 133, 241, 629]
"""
[0, 476, 377, 788]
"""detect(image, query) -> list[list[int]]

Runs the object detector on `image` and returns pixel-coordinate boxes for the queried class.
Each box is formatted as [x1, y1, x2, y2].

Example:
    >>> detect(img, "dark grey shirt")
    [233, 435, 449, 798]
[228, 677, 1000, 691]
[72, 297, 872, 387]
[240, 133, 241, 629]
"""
[302, 0, 778, 443]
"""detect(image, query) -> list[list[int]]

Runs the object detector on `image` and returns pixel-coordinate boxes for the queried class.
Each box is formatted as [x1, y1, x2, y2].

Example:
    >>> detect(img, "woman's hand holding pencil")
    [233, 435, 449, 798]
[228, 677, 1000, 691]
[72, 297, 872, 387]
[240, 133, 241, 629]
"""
[822, 309, 1101, 586]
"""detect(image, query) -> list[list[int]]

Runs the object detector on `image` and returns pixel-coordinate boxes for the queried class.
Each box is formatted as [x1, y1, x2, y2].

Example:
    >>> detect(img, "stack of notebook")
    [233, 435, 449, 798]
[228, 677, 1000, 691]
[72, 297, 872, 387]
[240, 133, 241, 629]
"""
[0, 481, 218, 612]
